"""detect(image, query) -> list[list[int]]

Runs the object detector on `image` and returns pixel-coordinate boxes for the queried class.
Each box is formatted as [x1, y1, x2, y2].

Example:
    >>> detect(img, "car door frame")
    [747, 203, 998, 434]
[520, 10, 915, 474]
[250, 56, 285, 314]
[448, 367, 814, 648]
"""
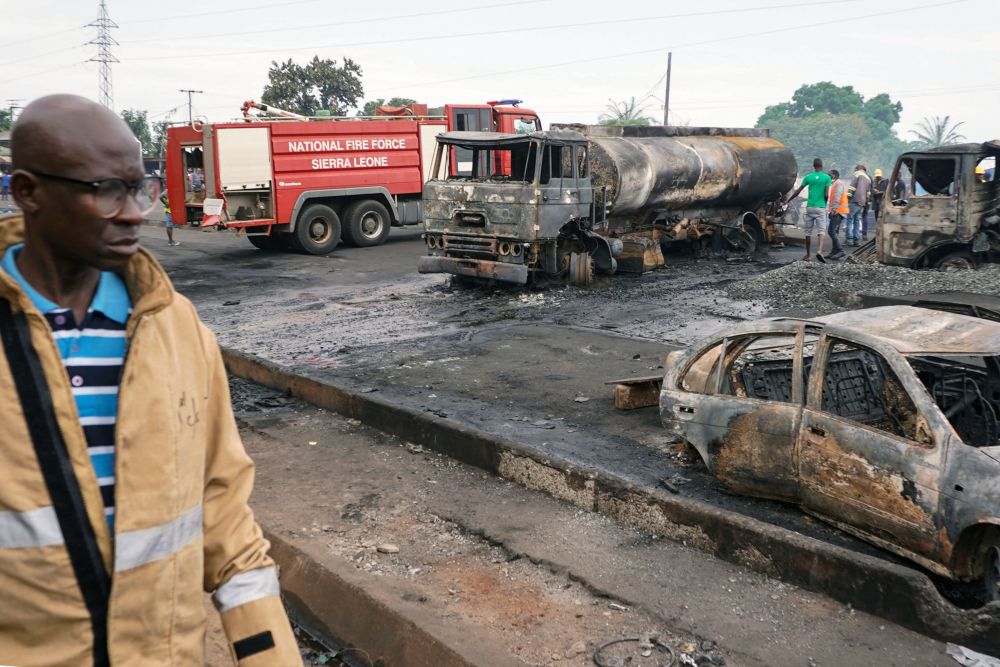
[660, 320, 807, 502]
[798, 325, 951, 567]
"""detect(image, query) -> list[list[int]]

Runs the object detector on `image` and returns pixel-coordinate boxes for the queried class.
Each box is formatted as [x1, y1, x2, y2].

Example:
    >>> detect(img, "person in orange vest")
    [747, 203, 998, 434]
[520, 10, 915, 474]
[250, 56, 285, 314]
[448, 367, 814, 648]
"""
[827, 169, 849, 260]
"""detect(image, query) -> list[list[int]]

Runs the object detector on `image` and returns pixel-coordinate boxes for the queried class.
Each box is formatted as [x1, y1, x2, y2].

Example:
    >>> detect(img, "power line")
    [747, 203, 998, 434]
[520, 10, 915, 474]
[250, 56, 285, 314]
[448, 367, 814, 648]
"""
[121, 0, 325, 24]
[368, 0, 969, 94]
[123, 0, 856, 62]
[88, 0, 119, 109]
[0, 43, 89, 68]
[0, 61, 87, 86]
[121, 0, 550, 44]
[3, 26, 86, 50]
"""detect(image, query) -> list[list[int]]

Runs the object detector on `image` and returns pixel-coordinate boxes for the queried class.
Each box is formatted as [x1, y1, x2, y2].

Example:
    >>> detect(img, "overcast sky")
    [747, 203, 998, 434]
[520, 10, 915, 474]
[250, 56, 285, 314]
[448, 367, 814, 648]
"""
[2, 0, 998, 147]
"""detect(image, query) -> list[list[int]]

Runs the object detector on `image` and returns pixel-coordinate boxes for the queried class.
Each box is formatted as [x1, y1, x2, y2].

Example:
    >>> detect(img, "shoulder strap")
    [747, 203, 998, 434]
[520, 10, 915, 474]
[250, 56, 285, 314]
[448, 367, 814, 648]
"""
[0, 299, 111, 667]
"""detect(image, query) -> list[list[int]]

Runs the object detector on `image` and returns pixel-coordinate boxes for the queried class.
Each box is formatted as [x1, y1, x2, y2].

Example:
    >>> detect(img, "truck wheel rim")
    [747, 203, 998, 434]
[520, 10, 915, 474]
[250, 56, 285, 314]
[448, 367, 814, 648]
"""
[309, 218, 332, 243]
[988, 545, 1000, 602]
[360, 212, 385, 239]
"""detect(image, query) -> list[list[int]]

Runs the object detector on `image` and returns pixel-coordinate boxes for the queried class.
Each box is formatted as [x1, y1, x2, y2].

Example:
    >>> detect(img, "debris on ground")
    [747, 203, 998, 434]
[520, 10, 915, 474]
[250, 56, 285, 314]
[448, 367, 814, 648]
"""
[728, 261, 1000, 315]
[946, 643, 1000, 667]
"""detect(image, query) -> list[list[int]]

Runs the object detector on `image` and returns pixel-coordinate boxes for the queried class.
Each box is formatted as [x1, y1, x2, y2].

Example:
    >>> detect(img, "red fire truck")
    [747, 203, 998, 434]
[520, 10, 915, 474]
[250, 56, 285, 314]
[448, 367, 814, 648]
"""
[164, 100, 541, 254]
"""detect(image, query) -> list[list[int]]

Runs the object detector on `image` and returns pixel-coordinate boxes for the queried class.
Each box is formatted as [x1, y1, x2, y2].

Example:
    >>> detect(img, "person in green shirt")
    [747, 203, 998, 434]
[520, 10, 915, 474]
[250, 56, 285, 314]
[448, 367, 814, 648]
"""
[786, 158, 832, 262]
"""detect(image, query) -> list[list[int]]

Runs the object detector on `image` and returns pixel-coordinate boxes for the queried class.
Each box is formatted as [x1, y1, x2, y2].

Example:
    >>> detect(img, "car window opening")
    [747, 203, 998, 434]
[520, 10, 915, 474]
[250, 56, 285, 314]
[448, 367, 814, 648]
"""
[821, 340, 922, 442]
[720, 334, 799, 403]
[909, 354, 1000, 448]
[681, 342, 723, 393]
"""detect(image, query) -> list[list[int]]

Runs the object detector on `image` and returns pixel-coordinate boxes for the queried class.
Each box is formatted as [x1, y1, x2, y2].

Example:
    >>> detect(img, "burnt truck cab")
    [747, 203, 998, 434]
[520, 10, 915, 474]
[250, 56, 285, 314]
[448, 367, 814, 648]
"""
[419, 130, 598, 284]
[878, 141, 999, 270]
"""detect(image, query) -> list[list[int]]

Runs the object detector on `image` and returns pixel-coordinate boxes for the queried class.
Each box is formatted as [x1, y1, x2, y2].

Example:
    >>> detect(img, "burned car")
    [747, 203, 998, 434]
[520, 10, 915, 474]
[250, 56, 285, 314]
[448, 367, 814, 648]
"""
[659, 306, 1000, 601]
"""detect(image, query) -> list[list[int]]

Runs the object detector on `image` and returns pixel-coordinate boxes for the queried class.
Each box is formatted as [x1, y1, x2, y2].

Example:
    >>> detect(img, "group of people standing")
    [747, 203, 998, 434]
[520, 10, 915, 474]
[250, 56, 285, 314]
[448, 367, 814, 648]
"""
[787, 158, 889, 262]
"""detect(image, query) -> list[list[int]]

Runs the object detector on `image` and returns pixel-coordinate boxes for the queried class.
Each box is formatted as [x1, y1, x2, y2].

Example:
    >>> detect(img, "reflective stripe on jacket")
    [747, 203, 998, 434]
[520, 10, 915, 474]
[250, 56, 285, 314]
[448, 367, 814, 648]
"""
[828, 180, 849, 215]
[0, 214, 300, 666]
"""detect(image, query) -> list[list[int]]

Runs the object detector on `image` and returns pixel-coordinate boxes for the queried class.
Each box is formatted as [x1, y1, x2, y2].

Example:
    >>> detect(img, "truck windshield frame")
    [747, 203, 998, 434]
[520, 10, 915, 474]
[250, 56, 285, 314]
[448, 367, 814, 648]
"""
[443, 140, 541, 184]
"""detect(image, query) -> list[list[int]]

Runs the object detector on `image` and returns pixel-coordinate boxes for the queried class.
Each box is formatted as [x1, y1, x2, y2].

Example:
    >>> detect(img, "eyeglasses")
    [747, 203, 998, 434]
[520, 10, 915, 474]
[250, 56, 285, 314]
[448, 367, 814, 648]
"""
[26, 169, 162, 219]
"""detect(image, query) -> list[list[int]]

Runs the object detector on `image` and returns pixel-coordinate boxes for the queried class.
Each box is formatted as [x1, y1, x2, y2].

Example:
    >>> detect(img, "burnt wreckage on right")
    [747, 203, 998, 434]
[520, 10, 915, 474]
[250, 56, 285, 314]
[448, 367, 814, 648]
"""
[659, 305, 1000, 603]
[866, 141, 1000, 270]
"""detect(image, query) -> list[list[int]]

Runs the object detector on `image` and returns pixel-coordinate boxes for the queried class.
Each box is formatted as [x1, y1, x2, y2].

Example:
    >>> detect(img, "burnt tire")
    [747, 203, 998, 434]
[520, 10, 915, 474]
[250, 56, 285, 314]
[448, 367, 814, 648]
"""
[247, 233, 290, 251]
[291, 204, 341, 255]
[934, 249, 978, 271]
[342, 199, 391, 247]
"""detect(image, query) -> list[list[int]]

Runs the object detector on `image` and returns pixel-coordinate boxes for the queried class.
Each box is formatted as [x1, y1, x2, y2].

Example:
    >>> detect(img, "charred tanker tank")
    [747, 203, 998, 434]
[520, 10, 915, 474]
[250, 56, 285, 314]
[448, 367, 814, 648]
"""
[418, 124, 797, 285]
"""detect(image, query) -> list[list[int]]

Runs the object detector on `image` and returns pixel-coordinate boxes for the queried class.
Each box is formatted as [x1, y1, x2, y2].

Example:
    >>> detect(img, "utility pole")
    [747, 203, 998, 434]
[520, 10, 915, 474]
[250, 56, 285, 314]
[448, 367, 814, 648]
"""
[662, 52, 672, 126]
[6, 99, 25, 126]
[179, 89, 203, 124]
[88, 0, 119, 109]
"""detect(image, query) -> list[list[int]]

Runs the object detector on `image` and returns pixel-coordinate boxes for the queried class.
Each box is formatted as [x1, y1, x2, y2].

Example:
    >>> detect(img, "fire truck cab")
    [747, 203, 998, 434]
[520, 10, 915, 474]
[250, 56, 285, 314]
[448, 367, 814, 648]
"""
[164, 101, 540, 255]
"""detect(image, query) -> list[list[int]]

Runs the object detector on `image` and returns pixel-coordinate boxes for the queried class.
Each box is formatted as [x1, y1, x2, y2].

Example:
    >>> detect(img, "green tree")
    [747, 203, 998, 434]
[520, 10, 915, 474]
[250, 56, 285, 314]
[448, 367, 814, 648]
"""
[261, 56, 363, 117]
[599, 97, 656, 126]
[358, 97, 417, 117]
[0, 109, 11, 132]
[756, 82, 907, 175]
[909, 115, 966, 149]
[120, 109, 156, 157]
[151, 121, 170, 158]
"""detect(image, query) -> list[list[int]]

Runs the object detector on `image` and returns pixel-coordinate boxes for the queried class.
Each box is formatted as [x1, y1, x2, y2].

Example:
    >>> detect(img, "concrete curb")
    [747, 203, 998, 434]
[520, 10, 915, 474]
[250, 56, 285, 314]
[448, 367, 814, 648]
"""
[267, 531, 520, 667]
[225, 348, 1000, 655]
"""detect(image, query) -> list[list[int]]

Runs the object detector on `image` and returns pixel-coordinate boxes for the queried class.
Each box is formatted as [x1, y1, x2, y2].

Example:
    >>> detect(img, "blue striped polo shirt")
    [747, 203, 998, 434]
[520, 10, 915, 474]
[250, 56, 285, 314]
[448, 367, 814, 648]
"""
[1, 243, 130, 532]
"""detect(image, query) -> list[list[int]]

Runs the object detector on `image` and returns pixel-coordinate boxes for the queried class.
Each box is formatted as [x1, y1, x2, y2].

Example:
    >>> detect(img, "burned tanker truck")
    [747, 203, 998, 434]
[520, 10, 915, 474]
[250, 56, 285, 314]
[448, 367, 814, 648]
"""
[418, 124, 797, 285]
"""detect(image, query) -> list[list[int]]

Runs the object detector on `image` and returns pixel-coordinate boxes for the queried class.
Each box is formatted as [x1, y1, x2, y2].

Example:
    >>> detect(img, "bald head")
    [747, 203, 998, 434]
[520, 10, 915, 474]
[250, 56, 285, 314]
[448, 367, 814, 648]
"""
[8, 94, 147, 275]
[12, 94, 141, 178]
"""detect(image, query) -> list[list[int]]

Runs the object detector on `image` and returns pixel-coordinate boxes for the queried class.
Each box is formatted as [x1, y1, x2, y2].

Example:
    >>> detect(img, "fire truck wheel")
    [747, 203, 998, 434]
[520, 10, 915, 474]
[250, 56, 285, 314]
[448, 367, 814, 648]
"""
[343, 200, 391, 247]
[292, 204, 342, 255]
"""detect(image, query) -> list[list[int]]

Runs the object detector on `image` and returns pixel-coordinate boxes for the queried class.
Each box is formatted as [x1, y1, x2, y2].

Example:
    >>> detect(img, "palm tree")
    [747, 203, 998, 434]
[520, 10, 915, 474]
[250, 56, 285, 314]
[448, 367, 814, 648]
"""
[599, 97, 656, 126]
[910, 115, 966, 148]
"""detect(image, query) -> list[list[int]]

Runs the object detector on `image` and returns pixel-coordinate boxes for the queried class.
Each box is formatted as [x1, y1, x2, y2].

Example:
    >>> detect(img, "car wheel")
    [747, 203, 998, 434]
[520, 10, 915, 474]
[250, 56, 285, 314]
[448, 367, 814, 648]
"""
[934, 250, 978, 271]
[984, 539, 1000, 604]
[343, 199, 391, 247]
[291, 204, 341, 255]
[247, 233, 290, 251]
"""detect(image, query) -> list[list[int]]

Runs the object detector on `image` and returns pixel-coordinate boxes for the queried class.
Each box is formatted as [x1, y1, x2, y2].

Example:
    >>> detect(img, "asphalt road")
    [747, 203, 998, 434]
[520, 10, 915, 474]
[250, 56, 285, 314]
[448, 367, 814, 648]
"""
[143, 224, 902, 560]
[140, 223, 965, 662]
[230, 379, 951, 667]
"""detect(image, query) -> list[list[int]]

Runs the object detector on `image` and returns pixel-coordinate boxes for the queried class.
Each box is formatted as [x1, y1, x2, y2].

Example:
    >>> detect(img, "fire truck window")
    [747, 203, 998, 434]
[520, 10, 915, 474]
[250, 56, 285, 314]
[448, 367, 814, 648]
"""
[513, 117, 537, 134]
[912, 159, 956, 196]
[182, 147, 205, 204]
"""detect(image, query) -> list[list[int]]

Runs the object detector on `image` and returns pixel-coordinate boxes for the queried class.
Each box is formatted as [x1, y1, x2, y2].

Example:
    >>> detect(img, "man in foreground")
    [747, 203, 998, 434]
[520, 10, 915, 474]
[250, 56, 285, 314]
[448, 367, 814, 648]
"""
[0, 94, 300, 665]
[786, 158, 831, 262]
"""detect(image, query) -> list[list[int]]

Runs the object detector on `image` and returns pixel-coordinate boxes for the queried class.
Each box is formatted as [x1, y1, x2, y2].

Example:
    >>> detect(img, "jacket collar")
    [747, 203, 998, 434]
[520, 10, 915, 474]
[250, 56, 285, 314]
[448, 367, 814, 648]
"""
[0, 213, 174, 325]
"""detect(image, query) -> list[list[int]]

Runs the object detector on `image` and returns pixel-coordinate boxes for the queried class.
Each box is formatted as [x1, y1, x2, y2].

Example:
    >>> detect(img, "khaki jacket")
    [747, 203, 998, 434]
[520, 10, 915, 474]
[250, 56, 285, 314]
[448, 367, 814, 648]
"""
[0, 215, 300, 666]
